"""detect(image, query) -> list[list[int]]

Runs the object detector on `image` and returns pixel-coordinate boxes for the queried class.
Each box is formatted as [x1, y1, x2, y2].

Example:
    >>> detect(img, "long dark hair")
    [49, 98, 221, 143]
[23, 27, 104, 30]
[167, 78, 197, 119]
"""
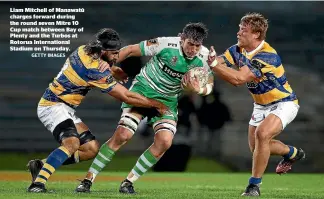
[84, 28, 121, 60]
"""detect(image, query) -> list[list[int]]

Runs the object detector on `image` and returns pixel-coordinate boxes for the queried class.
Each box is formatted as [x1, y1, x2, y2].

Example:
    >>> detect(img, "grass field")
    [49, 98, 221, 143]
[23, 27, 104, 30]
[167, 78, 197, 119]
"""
[0, 153, 231, 172]
[0, 171, 323, 199]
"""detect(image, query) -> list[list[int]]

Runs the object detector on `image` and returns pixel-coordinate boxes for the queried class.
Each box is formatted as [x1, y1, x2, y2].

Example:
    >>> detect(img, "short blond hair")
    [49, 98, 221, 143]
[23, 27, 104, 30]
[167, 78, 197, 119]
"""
[240, 12, 268, 40]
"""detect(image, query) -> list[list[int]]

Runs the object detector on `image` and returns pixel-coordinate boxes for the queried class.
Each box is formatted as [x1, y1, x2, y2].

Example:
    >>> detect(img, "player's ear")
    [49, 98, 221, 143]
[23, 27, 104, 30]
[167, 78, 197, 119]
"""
[254, 32, 261, 40]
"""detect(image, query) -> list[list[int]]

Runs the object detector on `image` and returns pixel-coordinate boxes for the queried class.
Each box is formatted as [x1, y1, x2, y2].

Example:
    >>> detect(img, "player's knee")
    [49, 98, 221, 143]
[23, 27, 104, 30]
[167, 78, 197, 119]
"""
[155, 135, 173, 151]
[113, 128, 133, 144]
[255, 128, 271, 142]
[111, 113, 140, 145]
[62, 137, 80, 154]
[53, 119, 80, 154]
[153, 122, 176, 151]
[153, 123, 175, 151]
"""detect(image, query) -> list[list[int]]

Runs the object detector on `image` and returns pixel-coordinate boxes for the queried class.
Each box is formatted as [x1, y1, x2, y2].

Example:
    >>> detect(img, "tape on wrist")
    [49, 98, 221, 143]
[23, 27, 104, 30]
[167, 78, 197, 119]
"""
[210, 59, 218, 68]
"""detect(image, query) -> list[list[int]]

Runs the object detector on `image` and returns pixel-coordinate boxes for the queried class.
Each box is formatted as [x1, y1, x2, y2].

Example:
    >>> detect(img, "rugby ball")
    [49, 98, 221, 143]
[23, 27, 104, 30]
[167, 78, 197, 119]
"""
[181, 67, 209, 90]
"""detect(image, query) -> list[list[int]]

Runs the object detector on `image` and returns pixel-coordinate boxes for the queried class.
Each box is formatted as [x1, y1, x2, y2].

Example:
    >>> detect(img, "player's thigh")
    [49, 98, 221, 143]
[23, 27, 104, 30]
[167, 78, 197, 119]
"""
[267, 101, 299, 131]
[248, 125, 257, 152]
[256, 114, 283, 141]
[75, 122, 89, 133]
[37, 103, 79, 143]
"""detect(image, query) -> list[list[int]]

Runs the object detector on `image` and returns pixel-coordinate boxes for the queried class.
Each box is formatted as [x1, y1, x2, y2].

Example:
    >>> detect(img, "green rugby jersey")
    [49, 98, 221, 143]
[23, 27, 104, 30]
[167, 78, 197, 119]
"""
[137, 37, 210, 98]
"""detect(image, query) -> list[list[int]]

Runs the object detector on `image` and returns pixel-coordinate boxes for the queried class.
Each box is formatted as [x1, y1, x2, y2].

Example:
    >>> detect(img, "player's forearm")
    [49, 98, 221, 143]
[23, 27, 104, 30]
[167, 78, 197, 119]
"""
[116, 44, 141, 63]
[124, 91, 159, 108]
[211, 64, 245, 86]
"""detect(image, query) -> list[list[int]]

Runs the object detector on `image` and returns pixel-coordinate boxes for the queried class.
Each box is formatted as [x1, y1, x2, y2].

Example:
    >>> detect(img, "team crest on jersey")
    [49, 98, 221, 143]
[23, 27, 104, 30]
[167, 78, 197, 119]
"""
[106, 74, 114, 84]
[171, 56, 178, 66]
[246, 80, 258, 88]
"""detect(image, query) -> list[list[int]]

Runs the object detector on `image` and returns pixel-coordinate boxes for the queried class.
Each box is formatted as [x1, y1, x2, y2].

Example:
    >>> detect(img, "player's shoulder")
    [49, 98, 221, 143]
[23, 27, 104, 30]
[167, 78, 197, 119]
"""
[76, 45, 100, 69]
[261, 42, 278, 54]
[196, 45, 209, 60]
[200, 45, 209, 55]
[225, 44, 243, 55]
[253, 42, 281, 66]
[156, 36, 180, 48]
[157, 36, 180, 43]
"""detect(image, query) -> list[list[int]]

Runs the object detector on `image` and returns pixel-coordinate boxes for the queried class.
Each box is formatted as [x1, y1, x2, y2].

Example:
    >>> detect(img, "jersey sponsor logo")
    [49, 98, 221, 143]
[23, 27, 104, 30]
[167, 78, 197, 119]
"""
[251, 59, 265, 70]
[168, 43, 177, 47]
[161, 64, 184, 79]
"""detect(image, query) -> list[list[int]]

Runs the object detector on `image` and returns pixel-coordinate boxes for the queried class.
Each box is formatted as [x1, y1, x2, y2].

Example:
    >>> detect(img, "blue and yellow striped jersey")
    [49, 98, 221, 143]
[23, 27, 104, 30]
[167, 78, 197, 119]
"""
[221, 41, 298, 106]
[39, 45, 117, 108]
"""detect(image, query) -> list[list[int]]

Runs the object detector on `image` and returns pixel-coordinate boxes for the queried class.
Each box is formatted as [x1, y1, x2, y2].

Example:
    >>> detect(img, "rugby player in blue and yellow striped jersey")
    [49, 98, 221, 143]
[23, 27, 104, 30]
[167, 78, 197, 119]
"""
[207, 13, 305, 196]
[27, 28, 168, 193]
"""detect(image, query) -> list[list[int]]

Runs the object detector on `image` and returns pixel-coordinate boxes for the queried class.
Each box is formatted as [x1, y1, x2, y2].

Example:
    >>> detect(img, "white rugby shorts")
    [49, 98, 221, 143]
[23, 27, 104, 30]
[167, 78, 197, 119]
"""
[249, 101, 299, 130]
[37, 103, 82, 133]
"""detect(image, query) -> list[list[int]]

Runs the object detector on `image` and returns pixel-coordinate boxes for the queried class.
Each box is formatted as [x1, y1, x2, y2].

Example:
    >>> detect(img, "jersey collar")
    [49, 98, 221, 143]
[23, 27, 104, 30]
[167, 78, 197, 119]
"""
[245, 40, 265, 56]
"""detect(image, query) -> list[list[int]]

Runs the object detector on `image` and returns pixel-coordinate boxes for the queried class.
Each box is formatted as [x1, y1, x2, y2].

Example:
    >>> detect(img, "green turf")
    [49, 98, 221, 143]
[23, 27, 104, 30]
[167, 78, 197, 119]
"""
[0, 171, 323, 199]
[0, 153, 231, 172]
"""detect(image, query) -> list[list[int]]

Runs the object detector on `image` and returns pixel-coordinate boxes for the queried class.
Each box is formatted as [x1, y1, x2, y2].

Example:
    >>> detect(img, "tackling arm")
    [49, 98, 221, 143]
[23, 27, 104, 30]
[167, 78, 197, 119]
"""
[212, 62, 256, 86]
[116, 44, 142, 64]
[108, 84, 168, 114]
[208, 49, 257, 86]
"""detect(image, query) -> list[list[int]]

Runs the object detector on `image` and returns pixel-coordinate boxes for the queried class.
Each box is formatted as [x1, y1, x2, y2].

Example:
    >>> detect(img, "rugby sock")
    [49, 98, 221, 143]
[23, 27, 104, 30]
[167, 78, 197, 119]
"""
[249, 177, 262, 185]
[87, 142, 115, 182]
[42, 150, 80, 165]
[283, 145, 297, 160]
[34, 146, 71, 184]
[127, 149, 158, 183]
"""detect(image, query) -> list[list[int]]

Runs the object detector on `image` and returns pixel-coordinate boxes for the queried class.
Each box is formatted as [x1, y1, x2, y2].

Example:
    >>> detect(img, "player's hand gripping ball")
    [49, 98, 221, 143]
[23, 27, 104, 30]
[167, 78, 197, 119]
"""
[181, 67, 209, 93]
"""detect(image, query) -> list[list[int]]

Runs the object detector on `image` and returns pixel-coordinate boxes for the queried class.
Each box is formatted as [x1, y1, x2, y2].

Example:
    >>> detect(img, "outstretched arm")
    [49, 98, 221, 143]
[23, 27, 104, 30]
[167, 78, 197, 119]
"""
[117, 44, 142, 63]
[108, 84, 168, 115]
[208, 46, 257, 86]
[117, 37, 167, 64]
